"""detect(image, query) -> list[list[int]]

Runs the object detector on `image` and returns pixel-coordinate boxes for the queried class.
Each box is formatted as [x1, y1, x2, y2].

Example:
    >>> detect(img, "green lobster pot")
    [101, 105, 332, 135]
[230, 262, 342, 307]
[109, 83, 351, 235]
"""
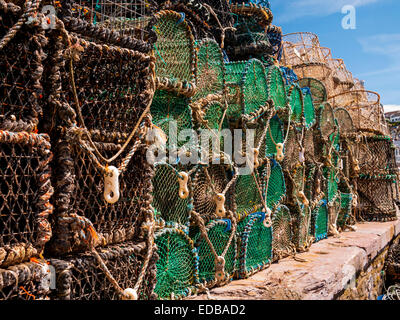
[265, 115, 284, 158]
[266, 159, 286, 209]
[266, 65, 288, 110]
[287, 83, 304, 124]
[272, 205, 293, 260]
[151, 91, 193, 149]
[152, 10, 196, 96]
[291, 205, 312, 251]
[302, 87, 316, 129]
[152, 164, 192, 230]
[297, 78, 327, 106]
[194, 38, 225, 101]
[193, 219, 237, 286]
[225, 58, 269, 121]
[154, 228, 199, 300]
[312, 200, 328, 242]
[337, 193, 352, 230]
[236, 212, 272, 279]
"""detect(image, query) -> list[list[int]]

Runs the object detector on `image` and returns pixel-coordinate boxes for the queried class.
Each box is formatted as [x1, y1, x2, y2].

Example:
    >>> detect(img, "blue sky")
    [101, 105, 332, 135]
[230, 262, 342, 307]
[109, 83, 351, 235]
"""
[270, 0, 400, 112]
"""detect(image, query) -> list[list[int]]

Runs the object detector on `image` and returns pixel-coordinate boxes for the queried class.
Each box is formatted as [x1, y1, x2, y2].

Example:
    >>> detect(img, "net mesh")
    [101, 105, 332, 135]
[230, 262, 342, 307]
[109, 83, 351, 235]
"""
[0, 8, 46, 132]
[302, 87, 316, 128]
[288, 84, 303, 124]
[194, 38, 225, 101]
[271, 205, 293, 260]
[267, 66, 288, 110]
[0, 132, 53, 268]
[237, 212, 272, 278]
[50, 241, 157, 300]
[43, 28, 154, 140]
[280, 66, 298, 86]
[154, 228, 198, 299]
[267, 160, 286, 209]
[337, 193, 352, 230]
[193, 220, 236, 284]
[265, 115, 284, 157]
[50, 139, 152, 255]
[334, 107, 355, 135]
[297, 78, 327, 106]
[312, 201, 328, 242]
[152, 164, 191, 228]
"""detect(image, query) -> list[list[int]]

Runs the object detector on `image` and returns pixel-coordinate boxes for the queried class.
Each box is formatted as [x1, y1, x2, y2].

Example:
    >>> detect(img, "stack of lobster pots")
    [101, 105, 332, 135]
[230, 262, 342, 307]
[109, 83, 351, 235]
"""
[0, 0, 398, 301]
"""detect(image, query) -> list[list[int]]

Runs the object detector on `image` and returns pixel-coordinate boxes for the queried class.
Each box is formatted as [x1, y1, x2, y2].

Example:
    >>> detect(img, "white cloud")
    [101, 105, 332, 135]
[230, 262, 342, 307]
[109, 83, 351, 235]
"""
[274, 0, 378, 23]
[383, 105, 400, 113]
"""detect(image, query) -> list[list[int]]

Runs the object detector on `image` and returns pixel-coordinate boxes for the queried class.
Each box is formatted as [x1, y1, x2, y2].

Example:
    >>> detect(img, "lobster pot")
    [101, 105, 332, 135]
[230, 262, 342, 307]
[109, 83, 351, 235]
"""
[292, 63, 332, 94]
[304, 128, 315, 164]
[291, 205, 312, 251]
[151, 90, 193, 149]
[287, 83, 304, 124]
[49, 138, 153, 255]
[298, 78, 327, 106]
[234, 166, 267, 220]
[311, 200, 328, 242]
[271, 205, 293, 260]
[266, 159, 286, 209]
[280, 67, 298, 86]
[265, 115, 284, 158]
[0, 6, 47, 132]
[43, 29, 155, 140]
[226, 3, 273, 61]
[57, 0, 156, 48]
[161, 0, 234, 42]
[302, 87, 316, 128]
[50, 241, 157, 300]
[356, 178, 397, 222]
[193, 165, 235, 223]
[329, 91, 388, 135]
[152, 164, 192, 230]
[337, 193, 352, 230]
[327, 59, 354, 96]
[194, 38, 225, 101]
[192, 219, 236, 287]
[355, 135, 397, 175]
[385, 242, 400, 281]
[281, 32, 329, 66]
[314, 102, 337, 165]
[150, 10, 196, 96]
[267, 66, 288, 110]
[225, 59, 269, 121]
[0, 131, 53, 268]
[0, 259, 52, 300]
[236, 212, 272, 279]
[154, 227, 199, 300]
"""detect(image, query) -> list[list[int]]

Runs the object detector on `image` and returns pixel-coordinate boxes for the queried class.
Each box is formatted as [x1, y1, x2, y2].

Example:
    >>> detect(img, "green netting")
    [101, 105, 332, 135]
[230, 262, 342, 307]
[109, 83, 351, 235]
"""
[304, 163, 316, 203]
[153, 11, 195, 83]
[324, 166, 339, 204]
[194, 38, 225, 101]
[266, 65, 288, 110]
[272, 205, 293, 259]
[154, 228, 199, 299]
[237, 212, 272, 278]
[297, 78, 327, 106]
[313, 200, 328, 242]
[201, 102, 229, 131]
[225, 59, 269, 120]
[288, 84, 303, 124]
[152, 164, 191, 228]
[234, 168, 265, 220]
[265, 115, 284, 157]
[193, 220, 237, 283]
[266, 159, 286, 209]
[302, 88, 316, 128]
[337, 193, 352, 229]
[150, 91, 193, 148]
